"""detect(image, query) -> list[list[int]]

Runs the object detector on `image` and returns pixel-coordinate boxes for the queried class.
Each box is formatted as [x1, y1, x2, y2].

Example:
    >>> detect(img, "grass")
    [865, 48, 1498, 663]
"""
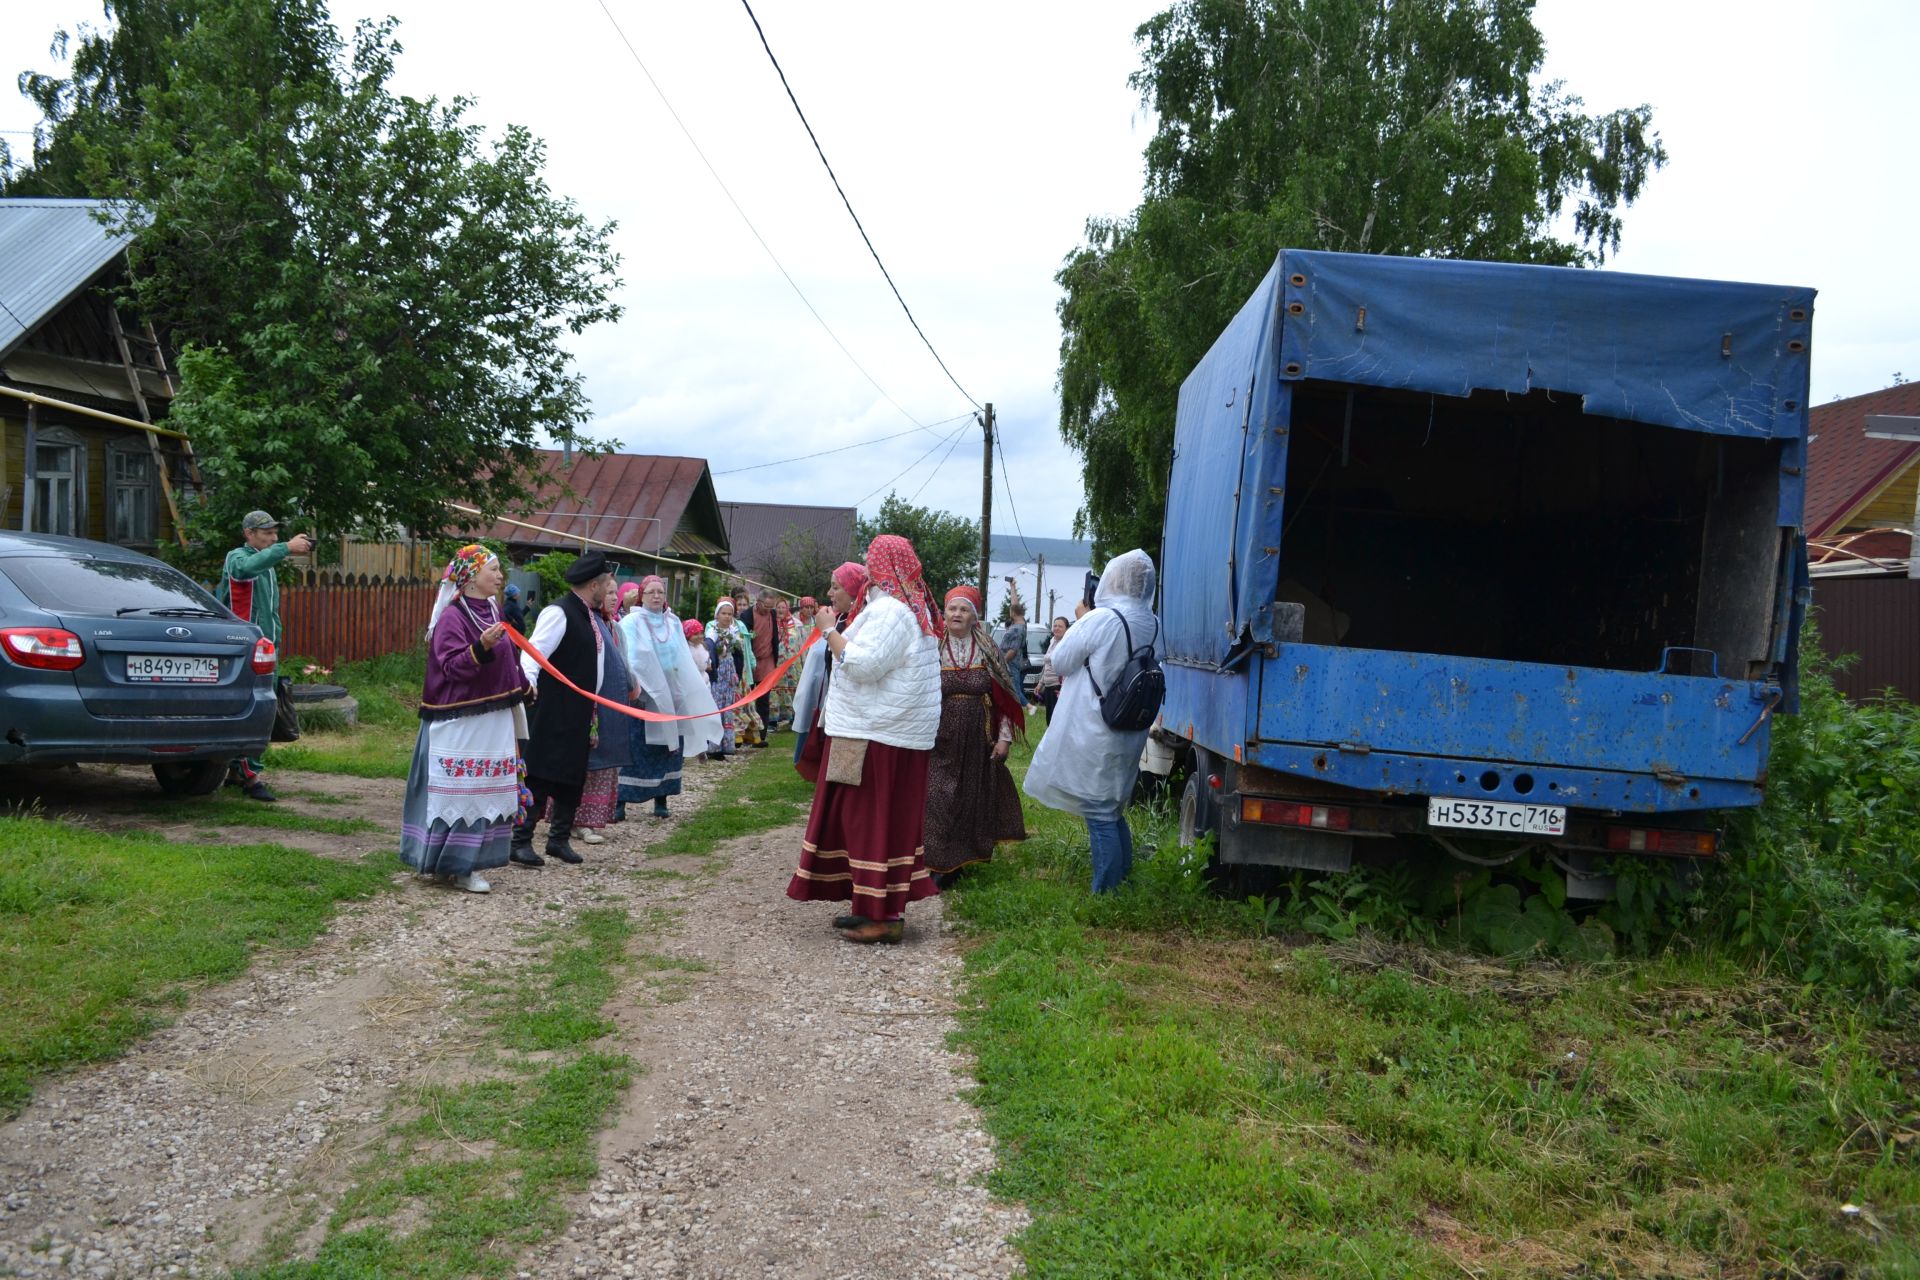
[946, 738, 1920, 1279]
[642, 733, 817, 860]
[236, 905, 644, 1279]
[0, 816, 395, 1117]
[151, 792, 382, 836]
[267, 651, 424, 780]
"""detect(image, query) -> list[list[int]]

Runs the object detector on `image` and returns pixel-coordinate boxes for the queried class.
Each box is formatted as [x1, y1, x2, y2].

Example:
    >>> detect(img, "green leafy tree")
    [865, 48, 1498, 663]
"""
[854, 493, 979, 602]
[5, 0, 620, 545]
[755, 525, 852, 600]
[1058, 0, 1669, 556]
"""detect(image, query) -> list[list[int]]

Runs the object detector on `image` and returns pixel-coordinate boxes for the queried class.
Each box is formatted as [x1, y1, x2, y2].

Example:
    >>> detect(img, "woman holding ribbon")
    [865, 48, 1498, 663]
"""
[923, 585, 1027, 883]
[707, 598, 748, 758]
[618, 575, 724, 818]
[791, 569, 865, 782]
[571, 587, 633, 844]
[401, 545, 528, 893]
[786, 536, 942, 945]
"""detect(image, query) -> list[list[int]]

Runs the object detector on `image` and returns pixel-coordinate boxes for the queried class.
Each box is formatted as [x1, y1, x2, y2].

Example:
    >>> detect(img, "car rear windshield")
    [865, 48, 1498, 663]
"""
[0, 556, 226, 618]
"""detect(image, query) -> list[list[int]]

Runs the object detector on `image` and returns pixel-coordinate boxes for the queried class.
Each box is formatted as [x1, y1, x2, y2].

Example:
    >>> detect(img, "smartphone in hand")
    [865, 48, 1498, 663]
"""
[1082, 570, 1098, 610]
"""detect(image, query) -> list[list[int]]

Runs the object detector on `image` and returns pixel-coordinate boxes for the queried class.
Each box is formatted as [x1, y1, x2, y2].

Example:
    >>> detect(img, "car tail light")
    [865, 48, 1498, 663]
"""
[0, 627, 84, 671]
[1603, 826, 1717, 856]
[1242, 798, 1351, 831]
[251, 637, 277, 674]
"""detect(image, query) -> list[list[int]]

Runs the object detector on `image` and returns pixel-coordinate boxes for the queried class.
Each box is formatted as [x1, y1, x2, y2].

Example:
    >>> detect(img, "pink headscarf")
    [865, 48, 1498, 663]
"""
[682, 618, 705, 640]
[864, 535, 937, 637]
[639, 574, 666, 594]
[618, 581, 641, 605]
[832, 561, 871, 622]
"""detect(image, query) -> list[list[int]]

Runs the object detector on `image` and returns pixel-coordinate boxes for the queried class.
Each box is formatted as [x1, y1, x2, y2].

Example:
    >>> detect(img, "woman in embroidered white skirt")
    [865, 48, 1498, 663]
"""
[400, 545, 529, 893]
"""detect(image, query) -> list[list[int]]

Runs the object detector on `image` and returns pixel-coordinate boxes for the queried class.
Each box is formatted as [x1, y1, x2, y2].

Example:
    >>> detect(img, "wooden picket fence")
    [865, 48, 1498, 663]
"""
[278, 570, 436, 666]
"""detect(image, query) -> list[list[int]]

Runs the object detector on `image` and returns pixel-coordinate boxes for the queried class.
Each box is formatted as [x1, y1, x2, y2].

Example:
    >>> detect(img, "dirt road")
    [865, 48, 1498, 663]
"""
[0, 763, 1024, 1278]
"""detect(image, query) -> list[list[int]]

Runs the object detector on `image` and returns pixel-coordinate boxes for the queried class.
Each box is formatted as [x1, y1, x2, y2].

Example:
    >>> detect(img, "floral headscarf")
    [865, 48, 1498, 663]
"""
[864, 534, 937, 636]
[682, 618, 705, 640]
[941, 584, 1025, 738]
[639, 574, 666, 595]
[426, 544, 498, 640]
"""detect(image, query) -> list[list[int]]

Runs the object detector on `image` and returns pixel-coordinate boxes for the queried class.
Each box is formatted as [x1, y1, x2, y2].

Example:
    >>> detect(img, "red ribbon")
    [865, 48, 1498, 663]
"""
[505, 623, 820, 724]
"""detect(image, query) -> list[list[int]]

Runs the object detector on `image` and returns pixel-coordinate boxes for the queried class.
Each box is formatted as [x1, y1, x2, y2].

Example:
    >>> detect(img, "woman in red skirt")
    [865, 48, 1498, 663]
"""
[786, 534, 943, 944]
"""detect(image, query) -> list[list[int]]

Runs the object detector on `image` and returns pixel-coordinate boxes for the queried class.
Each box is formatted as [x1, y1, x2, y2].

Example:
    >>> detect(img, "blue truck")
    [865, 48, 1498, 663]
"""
[1160, 250, 1813, 896]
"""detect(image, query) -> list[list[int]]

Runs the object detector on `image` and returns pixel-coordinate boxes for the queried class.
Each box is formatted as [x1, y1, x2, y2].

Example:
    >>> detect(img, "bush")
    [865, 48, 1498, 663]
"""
[1713, 637, 1920, 1017]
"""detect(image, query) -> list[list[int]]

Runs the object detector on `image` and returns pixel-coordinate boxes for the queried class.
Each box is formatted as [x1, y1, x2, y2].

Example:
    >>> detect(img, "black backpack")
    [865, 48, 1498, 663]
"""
[1086, 609, 1164, 732]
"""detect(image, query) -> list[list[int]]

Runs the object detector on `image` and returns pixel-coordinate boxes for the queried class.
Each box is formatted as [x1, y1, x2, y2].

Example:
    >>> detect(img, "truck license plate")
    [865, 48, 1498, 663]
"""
[1427, 797, 1565, 836]
[126, 655, 220, 683]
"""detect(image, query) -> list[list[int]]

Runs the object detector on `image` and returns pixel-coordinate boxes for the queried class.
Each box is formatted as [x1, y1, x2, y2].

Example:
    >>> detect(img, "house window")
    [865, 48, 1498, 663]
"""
[108, 442, 157, 544]
[30, 438, 81, 537]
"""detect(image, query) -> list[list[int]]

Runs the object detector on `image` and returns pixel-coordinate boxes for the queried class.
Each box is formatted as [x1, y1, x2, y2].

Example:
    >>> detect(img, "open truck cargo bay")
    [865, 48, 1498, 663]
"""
[1162, 250, 1813, 836]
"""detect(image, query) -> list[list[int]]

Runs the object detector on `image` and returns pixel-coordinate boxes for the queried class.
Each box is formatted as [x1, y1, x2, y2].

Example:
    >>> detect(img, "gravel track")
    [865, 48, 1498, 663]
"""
[0, 760, 1024, 1278]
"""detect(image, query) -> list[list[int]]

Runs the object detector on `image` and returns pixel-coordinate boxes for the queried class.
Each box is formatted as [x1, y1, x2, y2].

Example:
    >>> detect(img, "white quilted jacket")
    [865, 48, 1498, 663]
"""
[821, 589, 940, 751]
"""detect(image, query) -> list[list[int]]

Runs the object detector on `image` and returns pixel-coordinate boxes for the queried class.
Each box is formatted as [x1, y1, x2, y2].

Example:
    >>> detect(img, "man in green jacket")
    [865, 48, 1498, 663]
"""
[219, 510, 312, 801]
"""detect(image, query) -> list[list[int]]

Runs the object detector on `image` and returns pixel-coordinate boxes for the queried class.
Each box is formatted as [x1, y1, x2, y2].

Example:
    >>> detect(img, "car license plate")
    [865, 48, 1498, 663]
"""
[1427, 797, 1565, 836]
[126, 654, 220, 683]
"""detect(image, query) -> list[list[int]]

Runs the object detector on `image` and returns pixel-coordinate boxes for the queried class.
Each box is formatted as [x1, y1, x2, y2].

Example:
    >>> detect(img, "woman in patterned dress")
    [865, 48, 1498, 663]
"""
[770, 597, 801, 730]
[568, 589, 632, 843]
[922, 585, 1027, 884]
[400, 545, 528, 893]
[707, 599, 747, 758]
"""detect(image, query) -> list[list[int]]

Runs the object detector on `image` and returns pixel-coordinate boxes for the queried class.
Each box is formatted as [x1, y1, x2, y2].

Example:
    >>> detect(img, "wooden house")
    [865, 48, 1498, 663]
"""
[0, 197, 193, 549]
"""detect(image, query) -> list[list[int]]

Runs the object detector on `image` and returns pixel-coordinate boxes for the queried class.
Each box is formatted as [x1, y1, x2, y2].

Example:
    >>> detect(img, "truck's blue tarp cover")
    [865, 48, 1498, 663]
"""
[1162, 249, 1815, 667]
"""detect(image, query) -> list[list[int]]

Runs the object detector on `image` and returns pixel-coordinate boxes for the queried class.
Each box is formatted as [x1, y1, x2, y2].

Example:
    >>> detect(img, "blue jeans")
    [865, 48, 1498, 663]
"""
[1085, 809, 1134, 893]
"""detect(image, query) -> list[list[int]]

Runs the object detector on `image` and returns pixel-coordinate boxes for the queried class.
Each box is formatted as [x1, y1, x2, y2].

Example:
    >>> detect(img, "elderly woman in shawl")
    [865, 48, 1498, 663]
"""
[706, 598, 749, 757]
[791, 569, 866, 782]
[617, 575, 724, 818]
[923, 584, 1028, 884]
[1023, 549, 1162, 893]
[786, 536, 942, 945]
[401, 545, 528, 894]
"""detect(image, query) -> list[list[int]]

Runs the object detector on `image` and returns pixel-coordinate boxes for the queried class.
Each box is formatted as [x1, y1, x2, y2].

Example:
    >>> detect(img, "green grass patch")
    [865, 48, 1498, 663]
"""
[0, 817, 394, 1117]
[642, 736, 815, 859]
[945, 739, 1920, 1279]
[152, 792, 382, 836]
[237, 904, 643, 1279]
[268, 650, 425, 779]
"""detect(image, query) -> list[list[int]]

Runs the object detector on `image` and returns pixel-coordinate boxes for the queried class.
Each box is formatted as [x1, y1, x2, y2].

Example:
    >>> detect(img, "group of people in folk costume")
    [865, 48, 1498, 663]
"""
[397, 535, 1160, 944]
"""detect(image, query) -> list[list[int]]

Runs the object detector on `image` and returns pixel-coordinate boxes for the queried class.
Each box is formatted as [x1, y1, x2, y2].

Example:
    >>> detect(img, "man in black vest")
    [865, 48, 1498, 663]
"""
[511, 550, 612, 867]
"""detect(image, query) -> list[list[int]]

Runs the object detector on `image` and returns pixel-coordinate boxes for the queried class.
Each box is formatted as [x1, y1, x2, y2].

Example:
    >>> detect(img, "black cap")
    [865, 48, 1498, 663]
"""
[563, 550, 609, 584]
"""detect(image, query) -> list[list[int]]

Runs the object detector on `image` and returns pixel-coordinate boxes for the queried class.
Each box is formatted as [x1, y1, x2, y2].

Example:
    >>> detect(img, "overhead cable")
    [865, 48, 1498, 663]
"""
[590, 0, 953, 435]
[992, 422, 1035, 559]
[711, 411, 974, 476]
[735, 0, 981, 410]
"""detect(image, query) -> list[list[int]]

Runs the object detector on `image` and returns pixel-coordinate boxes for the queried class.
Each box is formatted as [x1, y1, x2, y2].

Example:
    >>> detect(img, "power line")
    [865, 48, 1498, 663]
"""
[992, 419, 1035, 559]
[590, 0, 954, 435]
[735, 0, 980, 411]
[908, 420, 969, 502]
[710, 411, 973, 476]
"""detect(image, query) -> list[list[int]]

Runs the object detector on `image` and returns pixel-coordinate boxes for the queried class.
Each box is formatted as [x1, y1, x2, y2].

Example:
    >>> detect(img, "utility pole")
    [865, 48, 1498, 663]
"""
[978, 402, 994, 596]
[1035, 553, 1046, 626]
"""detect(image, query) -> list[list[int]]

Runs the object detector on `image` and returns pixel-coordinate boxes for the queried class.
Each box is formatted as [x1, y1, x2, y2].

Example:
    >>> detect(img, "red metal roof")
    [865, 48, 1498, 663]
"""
[1805, 382, 1920, 537]
[467, 451, 729, 557]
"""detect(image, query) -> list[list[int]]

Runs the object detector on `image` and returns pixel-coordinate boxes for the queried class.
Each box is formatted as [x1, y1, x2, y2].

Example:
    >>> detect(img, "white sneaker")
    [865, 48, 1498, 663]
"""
[453, 873, 491, 894]
[580, 829, 605, 845]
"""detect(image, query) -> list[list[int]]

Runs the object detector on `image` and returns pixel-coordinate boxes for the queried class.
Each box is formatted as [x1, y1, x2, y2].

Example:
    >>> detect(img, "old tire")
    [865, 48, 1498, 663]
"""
[152, 759, 227, 797]
[1179, 749, 1219, 848]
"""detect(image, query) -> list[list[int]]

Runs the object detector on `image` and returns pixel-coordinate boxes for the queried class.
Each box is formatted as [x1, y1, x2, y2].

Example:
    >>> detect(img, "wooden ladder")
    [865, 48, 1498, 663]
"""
[106, 305, 200, 547]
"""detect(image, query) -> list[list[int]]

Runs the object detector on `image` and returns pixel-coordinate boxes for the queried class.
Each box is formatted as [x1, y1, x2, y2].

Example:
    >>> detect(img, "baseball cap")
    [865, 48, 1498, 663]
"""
[242, 510, 280, 531]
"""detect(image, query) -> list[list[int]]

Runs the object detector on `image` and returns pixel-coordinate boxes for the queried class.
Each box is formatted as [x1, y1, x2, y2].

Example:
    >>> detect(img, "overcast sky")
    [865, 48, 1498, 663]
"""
[4, 0, 1915, 541]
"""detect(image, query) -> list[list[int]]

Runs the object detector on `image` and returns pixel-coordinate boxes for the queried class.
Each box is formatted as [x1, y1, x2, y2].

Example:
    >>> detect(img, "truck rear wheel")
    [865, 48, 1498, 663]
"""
[1179, 748, 1218, 847]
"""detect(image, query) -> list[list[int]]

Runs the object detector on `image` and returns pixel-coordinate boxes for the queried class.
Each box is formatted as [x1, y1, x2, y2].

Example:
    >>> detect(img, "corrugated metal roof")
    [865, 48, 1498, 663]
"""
[1806, 382, 1920, 537]
[0, 198, 133, 360]
[469, 451, 729, 558]
[719, 501, 858, 575]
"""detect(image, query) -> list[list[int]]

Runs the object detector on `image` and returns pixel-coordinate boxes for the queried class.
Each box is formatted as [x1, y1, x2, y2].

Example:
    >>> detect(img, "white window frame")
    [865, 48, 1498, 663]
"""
[27, 426, 87, 538]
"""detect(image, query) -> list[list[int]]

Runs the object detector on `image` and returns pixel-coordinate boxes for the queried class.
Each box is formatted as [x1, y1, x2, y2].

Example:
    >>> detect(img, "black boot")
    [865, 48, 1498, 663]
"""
[545, 797, 584, 864]
[509, 812, 543, 867]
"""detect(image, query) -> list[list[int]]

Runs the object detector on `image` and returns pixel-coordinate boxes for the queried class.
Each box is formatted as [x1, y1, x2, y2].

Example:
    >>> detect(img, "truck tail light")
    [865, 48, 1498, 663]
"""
[0, 627, 84, 671]
[1242, 798, 1351, 831]
[251, 637, 277, 674]
[1603, 826, 1717, 856]
[1207, 773, 1222, 790]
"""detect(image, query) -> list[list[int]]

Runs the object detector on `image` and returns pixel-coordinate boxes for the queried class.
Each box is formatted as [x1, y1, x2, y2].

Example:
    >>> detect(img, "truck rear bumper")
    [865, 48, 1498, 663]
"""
[1246, 739, 1761, 815]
